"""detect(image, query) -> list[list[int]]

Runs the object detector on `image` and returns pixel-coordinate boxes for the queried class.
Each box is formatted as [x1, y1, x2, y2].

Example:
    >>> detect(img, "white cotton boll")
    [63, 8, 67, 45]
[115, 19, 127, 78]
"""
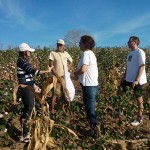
[0, 113, 3, 118]
[5, 112, 8, 115]
[4, 92, 8, 96]
[4, 128, 7, 133]
[136, 135, 140, 139]
[19, 98, 22, 102]
[76, 95, 81, 98]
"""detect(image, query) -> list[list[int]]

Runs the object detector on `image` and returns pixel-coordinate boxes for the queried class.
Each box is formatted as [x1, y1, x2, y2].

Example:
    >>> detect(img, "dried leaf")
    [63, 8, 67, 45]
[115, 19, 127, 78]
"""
[54, 124, 79, 139]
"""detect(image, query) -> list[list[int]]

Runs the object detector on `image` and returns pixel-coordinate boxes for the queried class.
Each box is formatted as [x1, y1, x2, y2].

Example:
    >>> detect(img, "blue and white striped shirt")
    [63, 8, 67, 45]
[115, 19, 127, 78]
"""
[17, 57, 39, 87]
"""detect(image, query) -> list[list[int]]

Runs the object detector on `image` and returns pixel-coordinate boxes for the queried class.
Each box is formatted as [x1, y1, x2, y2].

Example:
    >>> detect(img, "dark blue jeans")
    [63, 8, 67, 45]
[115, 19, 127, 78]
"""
[80, 84, 98, 127]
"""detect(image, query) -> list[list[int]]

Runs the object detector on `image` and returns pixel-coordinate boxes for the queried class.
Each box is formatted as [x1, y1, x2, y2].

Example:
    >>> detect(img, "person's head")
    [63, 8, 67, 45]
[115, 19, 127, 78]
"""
[128, 36, 140, 49]
[56, 39, 65, 52]
[18, 43, 35, 58]
[79, 35, 95, 51]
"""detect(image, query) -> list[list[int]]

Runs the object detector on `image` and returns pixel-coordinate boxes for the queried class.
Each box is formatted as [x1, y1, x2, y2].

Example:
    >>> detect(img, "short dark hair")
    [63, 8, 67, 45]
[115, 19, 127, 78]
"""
[80, 35, 95, 50]
[19, 51, 25, 57]
[130, 36, 140, 45]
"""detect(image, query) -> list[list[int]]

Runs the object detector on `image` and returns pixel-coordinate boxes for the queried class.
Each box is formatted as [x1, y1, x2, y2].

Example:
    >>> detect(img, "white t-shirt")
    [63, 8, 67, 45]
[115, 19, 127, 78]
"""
[77, 50, 98, 86]
[125, 48, 147, 85]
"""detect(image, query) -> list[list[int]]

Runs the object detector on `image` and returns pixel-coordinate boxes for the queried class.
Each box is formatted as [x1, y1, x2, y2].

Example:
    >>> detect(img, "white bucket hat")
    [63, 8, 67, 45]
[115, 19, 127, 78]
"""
[19, 43, 35, 52]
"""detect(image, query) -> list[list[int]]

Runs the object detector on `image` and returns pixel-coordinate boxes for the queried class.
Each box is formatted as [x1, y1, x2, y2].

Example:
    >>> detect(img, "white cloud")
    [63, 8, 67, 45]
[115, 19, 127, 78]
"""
[0, 0, 44, 31]
[112, 14, 150, 34]
[93, 13, 150, 43]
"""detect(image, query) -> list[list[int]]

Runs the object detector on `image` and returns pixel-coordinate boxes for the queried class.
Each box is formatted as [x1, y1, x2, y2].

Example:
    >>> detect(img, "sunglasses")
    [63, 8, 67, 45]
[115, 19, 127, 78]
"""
[128, 40, 134, 43]
[57, 43, 63, 46]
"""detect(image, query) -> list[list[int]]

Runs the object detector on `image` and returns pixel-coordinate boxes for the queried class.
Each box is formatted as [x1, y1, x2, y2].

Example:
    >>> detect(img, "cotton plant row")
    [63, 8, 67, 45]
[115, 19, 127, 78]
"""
[0, 48, 149, 149]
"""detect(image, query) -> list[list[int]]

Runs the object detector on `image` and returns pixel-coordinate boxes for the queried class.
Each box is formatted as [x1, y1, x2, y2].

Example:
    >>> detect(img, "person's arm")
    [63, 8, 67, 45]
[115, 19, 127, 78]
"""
[74, 64, 87, 76]
[132, 64, 145, 88]
[21, 60, 52, 76]
[67, 60, 72, 71]
[49, 60, 61, 81]
[74, 52, 89, 77]
[38, 66, 53, 75]
[65, 52, 73, 71]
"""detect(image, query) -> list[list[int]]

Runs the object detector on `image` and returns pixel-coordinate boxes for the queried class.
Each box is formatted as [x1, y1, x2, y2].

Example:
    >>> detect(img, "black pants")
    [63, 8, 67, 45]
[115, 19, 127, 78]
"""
[19, 87, 34, 119]
[121, 80, 143, 96]
[18, 87, 34, 136]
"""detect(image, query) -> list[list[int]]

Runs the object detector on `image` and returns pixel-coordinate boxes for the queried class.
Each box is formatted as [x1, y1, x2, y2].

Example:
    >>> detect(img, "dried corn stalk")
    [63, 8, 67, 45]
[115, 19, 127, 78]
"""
[12, 76, 78, 149]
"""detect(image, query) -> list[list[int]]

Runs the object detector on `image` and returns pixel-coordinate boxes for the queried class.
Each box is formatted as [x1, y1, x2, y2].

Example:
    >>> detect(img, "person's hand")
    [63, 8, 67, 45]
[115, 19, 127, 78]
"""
[58, 76, 62, 82]
[47, 66, 53, 73]
[132, 80, 138, 89]
[35, 87, 41, 93]
[34, 84, 41, 93]
[121, 77, 124, 83]
[55, 75, 62, 83]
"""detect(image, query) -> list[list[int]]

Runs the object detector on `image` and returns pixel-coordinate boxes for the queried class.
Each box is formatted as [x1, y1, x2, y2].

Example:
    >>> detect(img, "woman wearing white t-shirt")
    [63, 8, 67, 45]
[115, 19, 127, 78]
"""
[74, 35, 99, 140]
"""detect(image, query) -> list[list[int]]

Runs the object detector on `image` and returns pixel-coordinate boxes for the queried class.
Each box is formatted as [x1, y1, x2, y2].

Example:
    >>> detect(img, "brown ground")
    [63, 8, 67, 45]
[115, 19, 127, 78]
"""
[0, 81, 150, 150]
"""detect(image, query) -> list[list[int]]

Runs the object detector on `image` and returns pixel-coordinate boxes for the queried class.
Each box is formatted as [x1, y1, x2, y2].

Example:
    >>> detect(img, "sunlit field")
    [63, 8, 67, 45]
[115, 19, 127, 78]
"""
[0, 47, 150, 149]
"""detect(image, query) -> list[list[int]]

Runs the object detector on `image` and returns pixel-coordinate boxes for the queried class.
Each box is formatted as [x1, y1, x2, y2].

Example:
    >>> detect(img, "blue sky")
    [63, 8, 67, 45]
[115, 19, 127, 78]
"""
[0, 0, 150, 49]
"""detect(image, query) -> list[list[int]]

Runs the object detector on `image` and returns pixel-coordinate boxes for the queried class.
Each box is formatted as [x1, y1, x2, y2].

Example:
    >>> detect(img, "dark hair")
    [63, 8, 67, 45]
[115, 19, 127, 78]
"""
[19, 51, 25, 57]
[130, 36, 140, 45]
[80, 35, 95, 50]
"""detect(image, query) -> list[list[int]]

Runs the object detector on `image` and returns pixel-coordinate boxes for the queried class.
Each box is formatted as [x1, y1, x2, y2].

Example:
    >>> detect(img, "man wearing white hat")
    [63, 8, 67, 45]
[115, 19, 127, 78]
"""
[17, 43, 53, 142]
[49, 39, 73, 113]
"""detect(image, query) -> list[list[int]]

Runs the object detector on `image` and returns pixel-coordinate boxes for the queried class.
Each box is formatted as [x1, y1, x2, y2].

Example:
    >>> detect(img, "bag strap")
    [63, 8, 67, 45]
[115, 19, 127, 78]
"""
[58, 52, 70, 101]
[58, 52, 66, 71]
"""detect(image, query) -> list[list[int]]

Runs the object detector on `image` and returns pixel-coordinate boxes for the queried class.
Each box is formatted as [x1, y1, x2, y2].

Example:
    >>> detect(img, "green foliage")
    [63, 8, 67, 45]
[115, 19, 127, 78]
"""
[0, 47, 150, 149]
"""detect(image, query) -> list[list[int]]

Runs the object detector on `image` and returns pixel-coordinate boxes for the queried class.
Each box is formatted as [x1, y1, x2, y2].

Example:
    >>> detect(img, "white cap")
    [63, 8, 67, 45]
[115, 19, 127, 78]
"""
[57, 39, 65, 45]
[19, 43, 35, 52]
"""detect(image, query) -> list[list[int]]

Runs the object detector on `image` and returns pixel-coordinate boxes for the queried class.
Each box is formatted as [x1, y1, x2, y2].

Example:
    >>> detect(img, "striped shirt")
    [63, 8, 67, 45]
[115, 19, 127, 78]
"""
[17, 57, 39, 87]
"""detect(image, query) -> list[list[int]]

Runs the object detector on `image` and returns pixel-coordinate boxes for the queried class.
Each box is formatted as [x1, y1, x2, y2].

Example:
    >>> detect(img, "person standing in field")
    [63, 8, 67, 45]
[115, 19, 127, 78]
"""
[17, 43, 53, 142]
[74, 35, 99, 140]
[121, 36, 147, 126]
[49, 39, 73, 113]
